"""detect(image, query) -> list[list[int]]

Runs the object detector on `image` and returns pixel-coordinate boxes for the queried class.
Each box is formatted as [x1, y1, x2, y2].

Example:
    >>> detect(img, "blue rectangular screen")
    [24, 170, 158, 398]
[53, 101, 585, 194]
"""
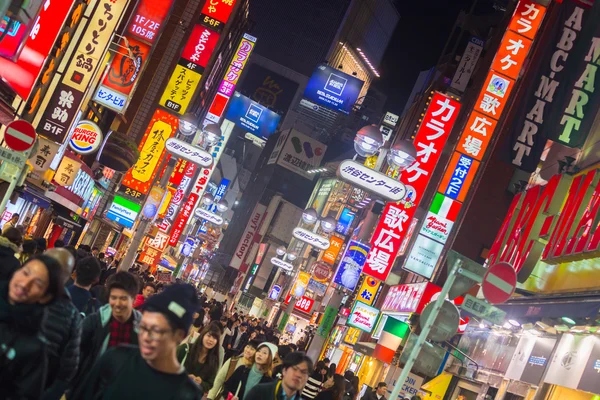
[303, 64, 365, 114]
[336, 207, 355, 235]
[225, 92, 281, 141]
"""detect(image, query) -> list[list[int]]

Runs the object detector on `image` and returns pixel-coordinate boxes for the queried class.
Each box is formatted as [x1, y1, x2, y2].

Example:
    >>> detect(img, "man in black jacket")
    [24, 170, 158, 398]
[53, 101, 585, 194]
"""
[361, 383, 388, 400]
[70, 284, 202, 399]
[245, 352, 313, 400]
[42, 248, 82, 400]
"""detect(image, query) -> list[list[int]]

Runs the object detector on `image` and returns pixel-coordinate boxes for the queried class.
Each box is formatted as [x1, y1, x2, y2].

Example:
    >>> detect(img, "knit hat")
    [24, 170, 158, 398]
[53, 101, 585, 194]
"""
[142, 284, 198, 332]
[258, 342, 278, 358]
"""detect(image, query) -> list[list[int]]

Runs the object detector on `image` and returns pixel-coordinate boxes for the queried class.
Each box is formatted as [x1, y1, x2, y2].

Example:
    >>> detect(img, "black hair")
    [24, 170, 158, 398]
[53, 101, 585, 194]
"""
[22, 239, 37, 255]
[106, 271, 139, 298]
[79, 244, 91, 253]
[2, 227, 22, 247]
[376, 382, 387, 389]
[35, 238, 47, 252]
[143, 282, 156, 291]
[278, 344, 292, 360]
[282, 352, 313, 375]
[316, 360, 327, 373]
[22, 255, 65, 301]
[185, 324, 221, 374]
[247, 339, 261, 349]
[330, 374, 346, 400]
[11, 213, 19, 219]
[209, 320, 225, 335]
[75, 256, 102, 286]
[54, 239, 65, 248]
[98, 252, 105, 260]
[92, 247, 99, 251]
[323, 358, 330, 364]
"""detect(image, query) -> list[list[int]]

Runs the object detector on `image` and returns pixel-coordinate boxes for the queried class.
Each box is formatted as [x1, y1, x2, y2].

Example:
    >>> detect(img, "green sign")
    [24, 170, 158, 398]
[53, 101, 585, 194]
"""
[316, 306, 338, 338]
[462, 294, 506, 325]
[278, 312, 290, 332]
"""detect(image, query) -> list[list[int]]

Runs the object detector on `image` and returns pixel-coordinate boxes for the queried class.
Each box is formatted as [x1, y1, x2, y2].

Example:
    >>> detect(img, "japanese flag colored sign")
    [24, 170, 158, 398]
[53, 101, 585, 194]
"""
[363, 93, 461, 281]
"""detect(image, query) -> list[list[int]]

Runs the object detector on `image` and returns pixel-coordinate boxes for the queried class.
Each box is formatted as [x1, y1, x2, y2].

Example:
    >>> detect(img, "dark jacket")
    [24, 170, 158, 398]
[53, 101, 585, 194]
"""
[360, 391, 384, 400]
[246, 380, 304, 400]
[0, 236, 21, 281]
[223, 365, 272, 400]
[0, 281, 48, 399]
[315, 390, 340, 400]
[177, 343, 218, 394]
[41, 293, 82, 400]
[232, 331, 250, 352]
[71, 304, 141, 390]
[70, 345, 202, 400]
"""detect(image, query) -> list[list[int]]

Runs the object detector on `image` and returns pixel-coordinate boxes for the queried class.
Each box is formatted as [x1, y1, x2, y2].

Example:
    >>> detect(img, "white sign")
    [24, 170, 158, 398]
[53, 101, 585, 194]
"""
[271, 257, 294, 271]
[29, 137, 59, 172]
[267, 130, 290, 165]
[383, 112, 399, 127]
[165, 138, 213, 167]
[293, 227, 330, 250]
[385, 366, 425, 400]
[93, 84, 128, 113]
[347, 301, 380, 333]
[450, 37, 484, 93]
[230, 203, 267, 270]
[404, 234, 444, 279]
[419, 211, 454, 244]
[273, 129, 327, 180]
[0, 147, 26, 166]
[194, 207, 224, 226]
[337, 160, 406, 201]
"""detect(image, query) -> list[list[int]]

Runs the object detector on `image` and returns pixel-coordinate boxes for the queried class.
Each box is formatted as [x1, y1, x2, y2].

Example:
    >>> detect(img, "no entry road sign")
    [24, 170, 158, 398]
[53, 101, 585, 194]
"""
[482, 262, 517, 304]
[5, 120, 37, 152]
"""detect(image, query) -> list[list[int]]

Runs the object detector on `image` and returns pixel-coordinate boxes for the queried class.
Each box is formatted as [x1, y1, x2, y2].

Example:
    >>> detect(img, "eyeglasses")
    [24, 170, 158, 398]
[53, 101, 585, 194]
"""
[291, 365, 310, 376]
[138, 324, 172, 341]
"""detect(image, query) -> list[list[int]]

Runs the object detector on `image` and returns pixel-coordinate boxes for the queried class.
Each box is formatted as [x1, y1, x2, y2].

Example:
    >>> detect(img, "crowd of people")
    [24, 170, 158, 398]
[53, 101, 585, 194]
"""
[0, 225, 409, 400]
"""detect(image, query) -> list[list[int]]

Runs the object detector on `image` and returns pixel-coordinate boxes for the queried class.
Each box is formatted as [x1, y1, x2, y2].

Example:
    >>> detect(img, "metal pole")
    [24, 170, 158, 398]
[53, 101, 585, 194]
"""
[119, 157, 177, 271]
[0, 171, 19, 215]
[387, 258, 462, 400]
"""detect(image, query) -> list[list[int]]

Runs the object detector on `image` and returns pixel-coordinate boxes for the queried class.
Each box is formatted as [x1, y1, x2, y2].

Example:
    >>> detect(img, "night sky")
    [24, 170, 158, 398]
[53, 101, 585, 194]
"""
[374, 0, 474, 114]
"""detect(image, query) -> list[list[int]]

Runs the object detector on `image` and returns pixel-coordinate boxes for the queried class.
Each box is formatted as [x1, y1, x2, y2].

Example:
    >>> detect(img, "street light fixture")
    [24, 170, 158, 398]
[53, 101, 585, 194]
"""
[302, 208, 319, 225]
[216, 199, 229, 213]
[354, 125, 384, 157]
[202, 193, 214, 206]
[179, 113, 199, 136]
[387, 140, 417, 171]
[276, 246, 286, 256]
[320, 216, 337, 234]
[203, 123, 221, 146]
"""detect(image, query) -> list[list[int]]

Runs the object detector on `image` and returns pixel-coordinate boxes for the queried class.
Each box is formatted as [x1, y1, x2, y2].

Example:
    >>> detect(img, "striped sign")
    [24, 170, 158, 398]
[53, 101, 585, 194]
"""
[430, 193, 461, 221]
[482, 262, 517, 304]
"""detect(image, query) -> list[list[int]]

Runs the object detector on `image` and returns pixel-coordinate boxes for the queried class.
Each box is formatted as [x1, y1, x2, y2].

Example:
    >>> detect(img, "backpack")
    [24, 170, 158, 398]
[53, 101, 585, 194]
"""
[81, 296, 98, 317]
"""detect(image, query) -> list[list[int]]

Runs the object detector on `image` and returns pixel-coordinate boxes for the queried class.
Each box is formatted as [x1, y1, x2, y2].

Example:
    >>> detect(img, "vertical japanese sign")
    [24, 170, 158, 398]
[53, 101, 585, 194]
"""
[362, 93, 461, 281]
[38, 0, 130, 143]
[198, 178, 230, 233]
[405, 0, 546, 279]
[158, 161, 197, 232]
[121, 109, 179, 195]
[205, 33, 256, 123]
[450, 37, 484, 93]
[333, 240, 370, 291]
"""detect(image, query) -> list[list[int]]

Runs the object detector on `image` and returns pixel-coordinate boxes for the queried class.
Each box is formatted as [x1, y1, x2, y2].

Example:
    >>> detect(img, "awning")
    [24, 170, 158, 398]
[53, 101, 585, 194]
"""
[21, 187, 52, 209]
[354, 342, 376, 357]
[498, 296, 600, 320]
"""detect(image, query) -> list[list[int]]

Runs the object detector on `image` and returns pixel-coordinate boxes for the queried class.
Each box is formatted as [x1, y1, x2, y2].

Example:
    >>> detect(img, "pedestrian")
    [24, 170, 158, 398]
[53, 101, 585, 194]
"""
[208, 339, 260, 400]
[272, 344, 292, 379]
[133, 282, 156, 309]
[0, 226, 23, 281]
[245, 352, 313, 400]
[178, 323, 222, 393]
[41, 248, 82, 400]
[35, 237, 47, 255]
[71, 272, 141, 390]
[91, 247, 99, 257]
[328, 363, 337, 378]
[2, 212, 19, 233]
[210, 300, 224, 321]
[229, 322, 250, 357]
[0, 255, 65, 399]
[303, 360, 329, 399]
[361, 382, 387, 400]
[99, 256, 116, 284]
[223, 342, 276, 400]
[315, 374, 346, 400]
[69, 284, 203, 399]
[19, 239, 38, 265]
[68, 256, 102, 315]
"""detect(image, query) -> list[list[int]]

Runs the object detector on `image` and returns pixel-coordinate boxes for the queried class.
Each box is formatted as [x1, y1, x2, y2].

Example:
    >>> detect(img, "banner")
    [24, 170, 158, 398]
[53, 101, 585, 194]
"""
[333, 240, 370, 291]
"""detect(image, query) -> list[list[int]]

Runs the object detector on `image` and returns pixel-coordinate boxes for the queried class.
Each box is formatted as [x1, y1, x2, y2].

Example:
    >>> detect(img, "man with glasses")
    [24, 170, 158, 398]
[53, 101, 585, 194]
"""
[245, 352, 314, 400]
[70, 284, 203, 399]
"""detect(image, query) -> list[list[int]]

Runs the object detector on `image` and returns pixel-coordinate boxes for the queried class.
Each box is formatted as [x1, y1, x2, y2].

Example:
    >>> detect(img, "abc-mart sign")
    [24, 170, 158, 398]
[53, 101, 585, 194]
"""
[489, 168, 600, 282]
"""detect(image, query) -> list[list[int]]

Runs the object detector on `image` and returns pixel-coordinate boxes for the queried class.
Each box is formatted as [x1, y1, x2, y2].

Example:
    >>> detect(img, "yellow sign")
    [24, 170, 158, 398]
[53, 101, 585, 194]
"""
[159, 64, 202, 115]
[421, 372, 452, 400]
[344, 327, 361, 345]
[357, 276, 381, 306]
[63, 0, 129, 92]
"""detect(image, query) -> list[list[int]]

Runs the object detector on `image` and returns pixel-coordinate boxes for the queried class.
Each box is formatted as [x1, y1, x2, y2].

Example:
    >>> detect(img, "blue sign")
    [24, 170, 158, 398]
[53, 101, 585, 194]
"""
[445, 154, 474, 200]
[333, 240, 370, 291]
[225, 92, 281, 141]
[106, 195, 141, 229]
[269, 284, 282, 300]
[335, 207, 355, 235]
[181, 238, 195, 257]
[303, 64, 364, 114]
[199, 178, 230, 234]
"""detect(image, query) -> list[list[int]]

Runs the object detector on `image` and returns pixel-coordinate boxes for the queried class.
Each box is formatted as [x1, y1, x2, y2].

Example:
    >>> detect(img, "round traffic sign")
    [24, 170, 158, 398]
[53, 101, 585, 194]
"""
[420, 300, 460, 342]
[5, 120, 37, 152]
[482, 262, 517, 304]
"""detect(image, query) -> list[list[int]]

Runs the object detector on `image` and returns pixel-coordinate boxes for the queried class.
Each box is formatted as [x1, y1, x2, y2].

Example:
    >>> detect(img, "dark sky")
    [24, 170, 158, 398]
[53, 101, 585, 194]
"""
[374, 0, 474, 114]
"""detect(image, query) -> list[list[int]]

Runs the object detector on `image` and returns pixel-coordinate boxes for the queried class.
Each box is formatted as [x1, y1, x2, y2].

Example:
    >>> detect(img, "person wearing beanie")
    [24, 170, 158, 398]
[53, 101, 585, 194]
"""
[223, 342, 277, 400]
[70, 284, 203, 399]
[208, 339, 260, 400]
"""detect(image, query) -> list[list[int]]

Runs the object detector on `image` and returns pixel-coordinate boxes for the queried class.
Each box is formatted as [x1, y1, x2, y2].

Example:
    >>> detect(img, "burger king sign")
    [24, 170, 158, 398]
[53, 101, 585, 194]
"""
[69, 120, 103, 154]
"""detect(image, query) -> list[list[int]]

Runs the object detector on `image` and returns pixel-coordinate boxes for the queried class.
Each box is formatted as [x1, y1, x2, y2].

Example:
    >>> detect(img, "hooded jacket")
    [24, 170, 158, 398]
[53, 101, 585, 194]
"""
[71, 303, 141, 389]
[0, 236, 21, 281]
[0, 281, 48, 399]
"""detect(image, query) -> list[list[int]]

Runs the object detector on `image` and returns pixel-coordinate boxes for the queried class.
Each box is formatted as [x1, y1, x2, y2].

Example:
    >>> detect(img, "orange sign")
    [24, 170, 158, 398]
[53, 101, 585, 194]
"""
[490, 30, 532, 80]
[103, 37, 152, 96]
[506, 0, 546, 40]
[322, 236, 344, 265]
[474, 71, 515, 121]
[138, 244, 162, 266]
[456, 111, 498, 161]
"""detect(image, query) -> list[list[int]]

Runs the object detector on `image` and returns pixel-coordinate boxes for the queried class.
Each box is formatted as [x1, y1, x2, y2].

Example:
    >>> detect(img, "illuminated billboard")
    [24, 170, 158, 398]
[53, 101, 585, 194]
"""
[303, 64, 364, 114]
[225, 92, 281, 142]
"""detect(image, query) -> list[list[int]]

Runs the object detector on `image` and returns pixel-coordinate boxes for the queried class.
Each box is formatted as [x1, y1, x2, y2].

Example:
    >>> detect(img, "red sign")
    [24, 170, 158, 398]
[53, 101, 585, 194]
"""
[340, 307, 351, 317]
[506, 0, 546, 40]
[5, 120, 37, 152]
[482, 262, 517, 304]
[201, 0, 237, 24]
[438, 152, 480, 203]
[362, 93, 461, 281]
[169, 159, 188, 187]
[312, 261, 332, 282]
[168, 193, 199, 246]
[382, 281, 465, 314]
[294, 296, 315, 313]
[0, 0, 75, 100]
[489, 29, 532, 80]
[138, 244, 162, 266]
[208, 92, 230, 117]
[128, 0, 173, 43]
[456, 111, 498, 161]
[181, 24, 220, 70]
[102, 37, 152, 95]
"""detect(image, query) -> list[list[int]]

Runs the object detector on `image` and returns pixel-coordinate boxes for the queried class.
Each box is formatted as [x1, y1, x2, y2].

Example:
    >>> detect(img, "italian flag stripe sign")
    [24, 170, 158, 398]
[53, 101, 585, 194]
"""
[430, 193, 461, 221]
[373, 317, 410, 364]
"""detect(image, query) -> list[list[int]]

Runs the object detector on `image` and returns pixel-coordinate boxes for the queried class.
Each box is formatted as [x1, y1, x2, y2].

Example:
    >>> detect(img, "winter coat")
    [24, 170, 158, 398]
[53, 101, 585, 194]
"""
[0, 281, 48, 399]
[133, 294, 145, 309]
[245, 380, 305, 400]
[41, 292, 82, 400]
[223, 365, 272, 400]
[71, 304, 141, 390]
[0, 236, 21, 281]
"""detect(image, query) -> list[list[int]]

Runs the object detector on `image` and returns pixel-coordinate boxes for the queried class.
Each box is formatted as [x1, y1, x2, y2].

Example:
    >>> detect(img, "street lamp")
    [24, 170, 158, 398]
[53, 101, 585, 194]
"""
[216, 199, 229, 213]
[202, 193, 214, 206]
[387, 140, 417, 171]
[203, 123, 221, 147]
[179, 113, 199, 136]
[302, 208, 319, 225]
[354, 125, 384, 157]
[320, 216, 337, 234]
